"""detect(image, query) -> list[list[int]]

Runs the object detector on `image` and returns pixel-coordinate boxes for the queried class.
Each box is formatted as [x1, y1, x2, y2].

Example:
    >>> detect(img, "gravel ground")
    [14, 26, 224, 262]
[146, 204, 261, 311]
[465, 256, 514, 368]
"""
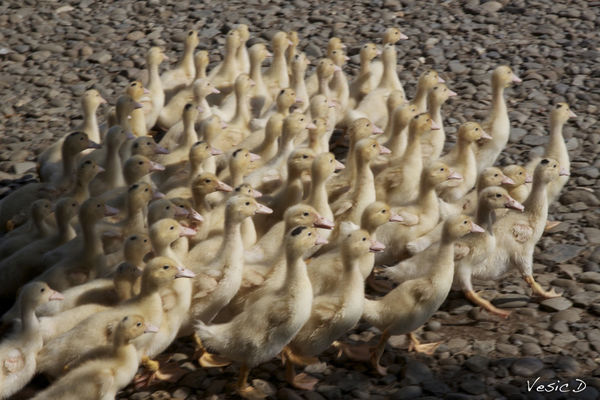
[2, 0, 600, 399]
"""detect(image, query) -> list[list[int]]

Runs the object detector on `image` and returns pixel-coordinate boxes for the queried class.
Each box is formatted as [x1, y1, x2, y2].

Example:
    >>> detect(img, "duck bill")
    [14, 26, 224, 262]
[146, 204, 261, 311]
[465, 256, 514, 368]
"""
[480, 130, 493, 140]
[372, 124, 384, 134]
[149, 161, 165, 171]
[179, 225, 197, 237]
[152, 191, 165, 200]
[295, 97, 304, 104]
[175, 266, 196, 279]
[399, 33, 408, 40]
[249, 152, 261, 162]
[525, 173, 533, 183]
[196, 106, 204, 113]
[49, 290, 65, 301]
[501, 176, 515, 185]
[126, 131, 136, 140]
[447, 90, 458, 97]
[470, 222, 485, 233]
[144, 323, 159, 334]
[190, 209, 204, 222]
[221, 121, 228, 129]
[559, 167, 570, 176]
[134, 102, 144, 109]
[438, 76, 445, 83]
[505, 196, 525, 212]
[154, 145, 169, 154]
[328, 100, 337, 108]
[568, 110, 577, 118]
[209, 147, 223, 156]
[314, 236, 328, 246]
[255, 203, 273, 215]
[511, 74, 522, 83]
[378, 145, 391, 155]
[369, 240, 386, 252]
[104, 205, 120, 216]
[389, 213, 404, 223]
[96, 165, 106, 173]
[306, 122, 317, 130]
[174, 206, 189, 217]
[99, 96, 107, 104]
[430, 120, 441, 130]
[251, 189, 263, 198]
[314, 215, 335, 230]
[212, 87, 221, 94]
[88, 140, 102, 149]
[333, 65, 342, 72]
[447, 171, 463, 180]
[334, 160, 345, 171]
[216, 181, 233, 192]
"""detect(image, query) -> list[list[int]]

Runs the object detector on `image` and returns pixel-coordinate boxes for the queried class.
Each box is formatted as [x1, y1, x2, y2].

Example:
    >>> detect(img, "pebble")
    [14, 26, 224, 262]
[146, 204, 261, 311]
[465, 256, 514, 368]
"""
[511, 358, 545, 377]
[390, 386, 422, 400]
[491, 293, 530, 308]
[464, 355, 489, 373]
[540, 297, 573, 312]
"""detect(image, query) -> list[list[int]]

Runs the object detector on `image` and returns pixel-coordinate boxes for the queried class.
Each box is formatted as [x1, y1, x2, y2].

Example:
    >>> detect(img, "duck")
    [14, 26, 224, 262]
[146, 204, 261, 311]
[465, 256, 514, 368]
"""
[0, 282, 63, 399]
[161, 30, 199, 93]
[375, 162, 462, 265]
[307, 94, 337, 150]
[290, 52, 311, 112]
[130, 135, 169, 160]
[369, 27, 408, 90]
[187, 194, 272, 266]
[327, 118, 382, 201]
[409, 70, 445, 113]
[141, 47, 167, 130]
[248, 114, 283, 164]
[380, 103, 419, 162]
[214, 74, 255, 149]
[0, 183, 58, 234]
[0, 199, 54, 259]
[194, 225, 325, 398]
[0, 198, 79, 302]
[244, 204, 333, 270]
[472, 158, 568, 310]
[376, 113, 439, 205]
[186, 172, 232, 243]
[305, 37, 345, 97]
[244, 112, 313, 190]
[37, 90, 106, 169]
[420, 83, 457, 163]
[475, 65, 522, 172]
[314, 58, 338, 105]
[39, 131, 101, 189]
[247, 43, 273, 118]
[285, 30, 299, 76]
[305, 152, 345, 223]
[193, 50, 209, 80]
[348, 43, 380, 107]
[437, 122, 492, 203]
[30, 315, 157, 400]
[329, 49, 351, 122]
[383, 187, 524, 312]
[125, 81, 150, 137]
[527, 102, 576, 203]
[502, 164, 532, 203]
[216, 148, 261, 193]
[88, 126, 132, 196]
[379, 89, 407, 142]
[64, 159, 105, 205]
[283, 230, 384, 390]
[236, 24, 251, 74]
[253, 148, 315, 236]
[363, 215, 484, 375]
[333, 139, 391, 226]
[157, 104, 201, 166]
[249, 87, 297, 134]
[36, 256, 190, 378]
[307, 117, 329, 155]
[148, 198, 197, 227]
[208, 29, 241, 96]
[263, 31, 291, 98]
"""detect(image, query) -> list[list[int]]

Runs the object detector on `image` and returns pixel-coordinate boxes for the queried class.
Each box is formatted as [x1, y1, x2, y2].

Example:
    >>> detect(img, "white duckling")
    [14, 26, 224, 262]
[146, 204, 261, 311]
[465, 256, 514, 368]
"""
[421, 83, 457, 164]
[141, 47, 167, 130]
[30, 315, 157, 400]
[209, 29, 241, 96]
[283, 230, 384, 390]
[247, 43, 273, 118]
[236, 24, 251, 74]
[0, 282, 63, 399]
[475, 65, 522, 172]
[363, 215, 484, 375]
[194, 225, 325, 398]
[0, 199, 54, 259]
[410, 70, 445, 113]
[263, 31, 291, 98]
[290, 52, 311, 112]
[349, 43, 380, 107]
[161, 29, 199, 93]
[369, 27, 408, 90]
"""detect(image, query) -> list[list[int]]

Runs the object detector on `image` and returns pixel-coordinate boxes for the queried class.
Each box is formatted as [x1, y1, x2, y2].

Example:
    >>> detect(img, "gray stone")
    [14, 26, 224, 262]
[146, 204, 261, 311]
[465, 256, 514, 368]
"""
[552, 332, 578, 347]
[390, 385, 422, 400]
[460, 378, 486, 395]
[496, 343, 520, 356]
[404, 360, 433, 384]
[522, 342, 543, 356]
[89, 51, 112, 64]
[464, 355, 489, 373]
[277, 388, 303, 400]
[12, 161, 36, 175]
[571, 292, 600, 307]
[540, 297, 573, 312]
[491, 293, 530, 308]
[539, 245, 584, 263]
[511, 358, 544, 377]
[552, 308, 581, 322]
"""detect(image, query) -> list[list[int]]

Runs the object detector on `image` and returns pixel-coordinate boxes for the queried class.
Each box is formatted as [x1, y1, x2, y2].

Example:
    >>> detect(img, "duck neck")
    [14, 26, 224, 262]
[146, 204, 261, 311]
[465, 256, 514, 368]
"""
[399, 127, 423, 168]
[71, 175, 91, 204]
[249, 56, 265, 89]
[291, 64, 306, 91]
[195, 63, 207, 80]
[104, 141, 125, 189]
[126, 203, 147, 234]
[417, 177, 438, 208]
[359, 54, 371, 77]
[318, 75, 332, 98]
[282, 169, 305, 208]
[192, 191, 211, 215]
[82, 217, 102, 259]
[61, 147, 78, 182]
[222, 42, 238, 75]
[215, 214, 243, 262]
[388, 122, 409, 156]
[413, 83, 428, 112]
[154, 238, 179, 262]
[427, 97, 443, 126]
[182, 117, 199, 149]
[20, 299, 40, 341]
[147, 58, 161, 93]
[475, 202, 496, 234]
[547, 117, 566, 162]
[181, 42, 196, 76]
[523, 177, 548, 221]
[283, 250, 309, 289]
[230, 88, 250, 126]
[82, 105, 100, 143]
[352, 158, 376, 206]
[435, 232, 457, 281]
[378, 56, 396, 89]
[307, 170, 328, 215]
[490, 82, 507, 126]
[57, 213, 75, 243]
[272, 47, 287, 82]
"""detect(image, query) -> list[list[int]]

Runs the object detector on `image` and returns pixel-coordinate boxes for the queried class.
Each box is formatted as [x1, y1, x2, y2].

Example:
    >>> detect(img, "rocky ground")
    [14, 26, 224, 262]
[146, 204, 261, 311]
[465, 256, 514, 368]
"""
[1, 0, 600, 399]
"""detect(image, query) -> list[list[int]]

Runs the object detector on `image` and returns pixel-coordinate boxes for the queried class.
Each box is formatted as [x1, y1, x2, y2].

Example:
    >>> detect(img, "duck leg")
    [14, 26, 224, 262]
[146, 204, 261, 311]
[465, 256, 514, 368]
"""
[193, 333, 231, 368]
[464, 290, 511, 318]
[332, 340, 371, 361]
[524, 275, 561, 298]
[366, 272, 394, 293]
[369, 329, 390, 376]
[407, 333, 440, 355]
[236, 364, 267, 400]
[282, 348, 319, 391]
[544, 220, 561, 232]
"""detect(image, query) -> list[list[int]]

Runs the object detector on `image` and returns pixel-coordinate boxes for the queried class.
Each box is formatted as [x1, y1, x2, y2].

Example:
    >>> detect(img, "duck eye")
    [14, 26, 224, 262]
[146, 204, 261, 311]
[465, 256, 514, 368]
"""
[557, 104, 562, 108]
[97, 204, 101, 208]
[143, 239, 148, 243]
[133, 143, 139, 148]
[138, 161, 143, 165]
[362, 237, 366, 241]
[137, 322, 142, 327]
[372, 144, 376, 148]
[145, 188, 149, 192]
[166, 206, 170, 210]
[433, 87, 438, 91]
[494, 174, 498, 177]
[85, 160, 92, 164]
[205, 179, 211, 183]
[302, 155, 308, 159]
[496, 193, 502, 198]
[519, 172, 523, 175]
[300, 118, 304, 122]
[169, 226, 174, 230]
[440, 168, 444, 171]
[463, 220, 468, 224]
[163, 265, 169, 270]
[303, 212, 309, 216]
[80, 137, 84, 140]
[72, 203, 76, 207]
[475, 128, 479, 131]
[553, 164, 557, 168]
[245, 202, 250, 206]
[382, 210, 386, 213]
[41, 288, 45, 292]
[308, 232, 312, 236]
